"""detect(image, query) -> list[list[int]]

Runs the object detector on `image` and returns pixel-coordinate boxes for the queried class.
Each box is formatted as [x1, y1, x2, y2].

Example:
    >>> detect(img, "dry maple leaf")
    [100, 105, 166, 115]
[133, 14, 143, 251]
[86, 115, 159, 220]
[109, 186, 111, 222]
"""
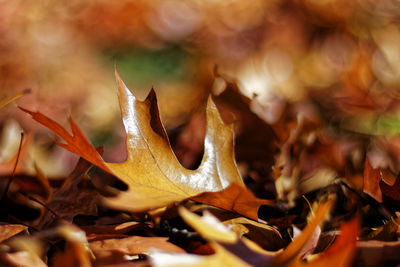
[20, 71, 245, 212]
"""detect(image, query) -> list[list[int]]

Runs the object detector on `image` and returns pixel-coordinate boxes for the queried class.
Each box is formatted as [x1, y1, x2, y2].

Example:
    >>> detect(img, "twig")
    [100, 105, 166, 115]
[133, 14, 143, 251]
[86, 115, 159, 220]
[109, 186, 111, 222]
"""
[2, 132, 24, 200]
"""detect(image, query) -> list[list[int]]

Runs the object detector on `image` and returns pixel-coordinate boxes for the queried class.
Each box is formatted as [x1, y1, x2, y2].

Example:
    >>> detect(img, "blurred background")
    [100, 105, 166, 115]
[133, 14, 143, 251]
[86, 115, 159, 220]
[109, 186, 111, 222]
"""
[1, 0, 400, 201]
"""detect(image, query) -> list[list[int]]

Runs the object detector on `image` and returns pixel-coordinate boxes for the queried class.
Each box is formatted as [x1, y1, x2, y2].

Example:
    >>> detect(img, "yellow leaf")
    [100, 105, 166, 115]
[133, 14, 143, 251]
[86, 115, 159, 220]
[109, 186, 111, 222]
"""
[102, 71, 244, 210]
[21, 71, 244, 212]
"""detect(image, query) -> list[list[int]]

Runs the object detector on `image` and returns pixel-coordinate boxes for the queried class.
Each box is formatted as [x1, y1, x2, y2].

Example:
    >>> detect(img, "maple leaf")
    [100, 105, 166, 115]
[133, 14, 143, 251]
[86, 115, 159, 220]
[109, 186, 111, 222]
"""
[20, 71, 246, 213]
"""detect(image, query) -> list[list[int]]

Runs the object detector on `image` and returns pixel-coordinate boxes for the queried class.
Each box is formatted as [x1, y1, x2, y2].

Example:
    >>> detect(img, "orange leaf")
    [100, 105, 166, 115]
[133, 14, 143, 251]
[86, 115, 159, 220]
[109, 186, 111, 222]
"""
[18, 107, 110, 173]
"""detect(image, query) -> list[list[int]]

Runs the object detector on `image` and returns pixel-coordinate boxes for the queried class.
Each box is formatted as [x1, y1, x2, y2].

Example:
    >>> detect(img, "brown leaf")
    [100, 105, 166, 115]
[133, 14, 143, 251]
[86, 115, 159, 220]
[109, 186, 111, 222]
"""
[356, 240, 400, 266]
[51, 160, 99, 219]
[0, 173, 50, 202]
[363, 157, 382, 202]
[81, 221, 142, 237]
[361, 218, 399, 241]
[191, 183, 273, 221]
[380, 174, 400, 202]
[39, 156, 100, 229]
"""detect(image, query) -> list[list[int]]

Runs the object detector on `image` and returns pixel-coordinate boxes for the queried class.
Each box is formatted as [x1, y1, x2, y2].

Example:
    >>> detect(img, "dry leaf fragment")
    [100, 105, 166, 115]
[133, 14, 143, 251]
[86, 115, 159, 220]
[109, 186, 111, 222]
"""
[357, 240, 400, 266]
[222, 217, 286, 251]
[273, 199, 333, 265]
[191, 183, 273, 221]
[21, 71, 244, 212]
[0, 251, 47, 267]
[41, 155, 100, 224]
[363, 157, 382, 202]
[380, 174, 400, 203]
[90, 236, 184, 266]
[81, 221, 142, 236]
[308, 218, 358, 267]
[0, 223, 27, 243]
[50, 224, 92, 267]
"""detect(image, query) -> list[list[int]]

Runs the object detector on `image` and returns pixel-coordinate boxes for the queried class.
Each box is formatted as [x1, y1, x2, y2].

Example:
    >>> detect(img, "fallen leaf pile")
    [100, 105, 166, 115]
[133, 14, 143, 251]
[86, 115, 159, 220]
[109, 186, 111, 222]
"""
[0, 72, 399, 267]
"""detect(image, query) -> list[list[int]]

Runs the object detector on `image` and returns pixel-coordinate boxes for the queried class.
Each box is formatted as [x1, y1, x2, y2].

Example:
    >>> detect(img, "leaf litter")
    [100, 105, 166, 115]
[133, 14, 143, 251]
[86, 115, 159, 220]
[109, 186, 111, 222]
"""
[0, 74, 397, 267]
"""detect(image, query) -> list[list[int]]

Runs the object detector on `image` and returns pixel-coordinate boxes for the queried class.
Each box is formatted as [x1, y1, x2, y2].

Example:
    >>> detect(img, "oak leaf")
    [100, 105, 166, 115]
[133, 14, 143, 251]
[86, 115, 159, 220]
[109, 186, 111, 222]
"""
[39, 155, 100, 227]
[20, 71, 247, 213]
